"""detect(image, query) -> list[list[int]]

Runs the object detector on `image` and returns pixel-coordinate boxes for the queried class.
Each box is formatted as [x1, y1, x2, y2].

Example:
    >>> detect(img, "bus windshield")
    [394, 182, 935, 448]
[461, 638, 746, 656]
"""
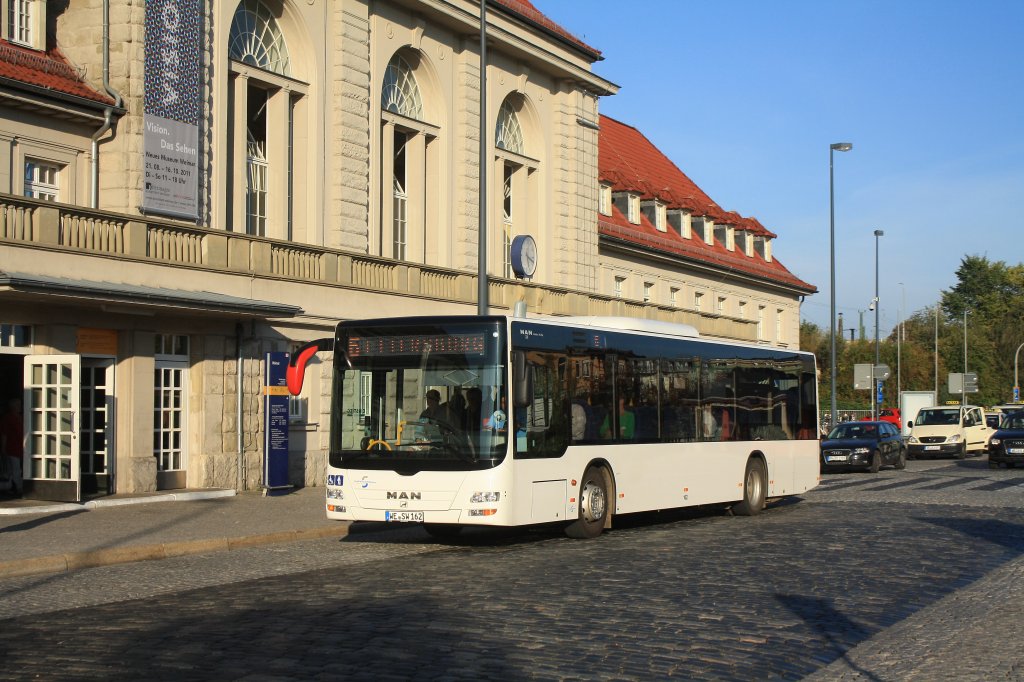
[330, 318, 508, 471]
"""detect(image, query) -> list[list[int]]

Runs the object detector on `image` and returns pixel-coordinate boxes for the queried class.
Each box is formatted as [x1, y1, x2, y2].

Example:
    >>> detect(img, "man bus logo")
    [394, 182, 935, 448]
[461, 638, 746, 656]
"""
[387, 491, 422, 500]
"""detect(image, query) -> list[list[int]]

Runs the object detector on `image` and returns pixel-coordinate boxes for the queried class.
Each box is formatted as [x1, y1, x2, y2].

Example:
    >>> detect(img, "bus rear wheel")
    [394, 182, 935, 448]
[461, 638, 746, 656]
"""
[732, 457, 767, 516]
[565, 466, 609, 539]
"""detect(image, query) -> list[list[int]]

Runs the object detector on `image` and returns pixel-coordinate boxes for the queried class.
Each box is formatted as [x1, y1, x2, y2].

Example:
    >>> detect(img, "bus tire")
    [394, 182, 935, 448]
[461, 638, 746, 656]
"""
[732, 457, 767, 517]
[565, 466, 609, 539]
[423, 523, 462, 539]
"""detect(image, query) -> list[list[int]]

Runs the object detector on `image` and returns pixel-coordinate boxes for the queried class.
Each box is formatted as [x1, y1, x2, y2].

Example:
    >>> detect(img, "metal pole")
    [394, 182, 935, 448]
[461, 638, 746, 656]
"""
[1014, 342, 1024, 403]
[477, 0, 488, 315]
[934, 306, 938, 398]
[829, 146, 836, 427]
[873, 229, 882, 420]
[963, 309, 968, 406]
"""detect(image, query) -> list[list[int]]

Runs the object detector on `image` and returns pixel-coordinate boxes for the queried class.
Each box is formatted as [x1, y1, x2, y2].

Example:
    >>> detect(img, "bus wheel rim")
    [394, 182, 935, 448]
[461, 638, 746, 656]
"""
[582, 481, 606, 522]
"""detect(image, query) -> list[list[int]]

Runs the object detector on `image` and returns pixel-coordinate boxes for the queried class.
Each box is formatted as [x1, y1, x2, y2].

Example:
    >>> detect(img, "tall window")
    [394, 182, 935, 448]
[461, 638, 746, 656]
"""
[599, 184, 612, 216]
[496, 98, 526, 276]
[228, 0, 304, 239]
[154, 334, 189, 474]
[393, 130, 409, 260]
[502, 164, 514, 277]
[24, 160, 59, 201]
[381, 53, 434, 262]
[669, 287, 679, 307]
[643, 282, 653, 303]
[694, 292, 704, 312]
[7, 0, 32, 46]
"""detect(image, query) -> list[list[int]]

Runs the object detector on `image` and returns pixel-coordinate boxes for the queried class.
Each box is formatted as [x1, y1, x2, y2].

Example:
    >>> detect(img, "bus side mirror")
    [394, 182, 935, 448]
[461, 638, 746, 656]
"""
[512, 351, 533, 408]
[286, 337, 336, 395]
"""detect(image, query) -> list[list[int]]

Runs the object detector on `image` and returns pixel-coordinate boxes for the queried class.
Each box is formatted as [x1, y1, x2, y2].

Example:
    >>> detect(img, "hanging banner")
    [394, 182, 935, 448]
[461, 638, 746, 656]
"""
[143, 0, 202, 220]
[263, 352, 292, 492]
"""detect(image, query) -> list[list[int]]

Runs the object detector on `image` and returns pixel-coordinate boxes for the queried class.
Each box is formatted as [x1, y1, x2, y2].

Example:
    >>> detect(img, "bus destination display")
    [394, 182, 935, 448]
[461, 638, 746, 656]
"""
[348, 333, 487, 357]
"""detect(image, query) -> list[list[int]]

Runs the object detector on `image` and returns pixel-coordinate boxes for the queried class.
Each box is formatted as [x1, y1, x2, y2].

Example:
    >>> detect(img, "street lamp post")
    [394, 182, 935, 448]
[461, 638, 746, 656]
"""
[873, 229, 883, 420]
[1014, 341, 1024, 404]
[829, 142, 852, 427]
[963, 309, 969, 406]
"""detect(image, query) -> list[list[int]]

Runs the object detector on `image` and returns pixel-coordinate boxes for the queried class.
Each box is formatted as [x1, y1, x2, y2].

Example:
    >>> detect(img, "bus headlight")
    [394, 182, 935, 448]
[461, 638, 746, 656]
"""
[470, 492, 500, 503]
[327, 488, 345, 500]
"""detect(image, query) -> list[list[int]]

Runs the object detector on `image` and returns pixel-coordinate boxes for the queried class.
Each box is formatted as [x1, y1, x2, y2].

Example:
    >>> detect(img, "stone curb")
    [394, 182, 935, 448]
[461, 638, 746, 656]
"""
[0, 489, 238, 516]
[0, 524, 352, 579]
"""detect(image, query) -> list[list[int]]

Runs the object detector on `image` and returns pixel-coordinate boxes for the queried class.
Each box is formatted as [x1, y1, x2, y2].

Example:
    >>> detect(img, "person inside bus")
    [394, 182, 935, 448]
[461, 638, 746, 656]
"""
[599, 396, 635, 439]
[421, 389, 453, 427]
[463, 387, 483, 431]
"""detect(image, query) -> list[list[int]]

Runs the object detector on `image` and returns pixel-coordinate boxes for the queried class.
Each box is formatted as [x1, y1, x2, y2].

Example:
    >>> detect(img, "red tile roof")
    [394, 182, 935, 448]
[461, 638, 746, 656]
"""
[0, 39, 115, 107]
[493, 0, 600, 59]
[598, 114, 813, 293]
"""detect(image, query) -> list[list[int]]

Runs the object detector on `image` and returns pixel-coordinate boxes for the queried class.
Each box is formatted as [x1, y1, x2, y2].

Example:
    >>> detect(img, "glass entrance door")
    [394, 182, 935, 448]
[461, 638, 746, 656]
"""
[23, 355, 80, 502]
[81, 358, 114, 496]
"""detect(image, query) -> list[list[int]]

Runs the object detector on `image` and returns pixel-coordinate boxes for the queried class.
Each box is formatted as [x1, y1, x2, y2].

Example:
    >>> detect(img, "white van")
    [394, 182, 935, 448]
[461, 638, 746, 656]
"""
[906, 405, 990, 459]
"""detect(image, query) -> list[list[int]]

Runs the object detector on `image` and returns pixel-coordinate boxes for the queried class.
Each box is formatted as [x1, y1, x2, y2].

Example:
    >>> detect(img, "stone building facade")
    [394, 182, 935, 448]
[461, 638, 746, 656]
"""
[0, 0, 814, 501]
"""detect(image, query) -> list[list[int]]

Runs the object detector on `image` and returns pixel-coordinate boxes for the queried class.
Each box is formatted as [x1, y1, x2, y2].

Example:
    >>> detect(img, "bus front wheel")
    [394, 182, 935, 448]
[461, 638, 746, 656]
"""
[732, 457, 767, 516]
[565, 466, 609, 539]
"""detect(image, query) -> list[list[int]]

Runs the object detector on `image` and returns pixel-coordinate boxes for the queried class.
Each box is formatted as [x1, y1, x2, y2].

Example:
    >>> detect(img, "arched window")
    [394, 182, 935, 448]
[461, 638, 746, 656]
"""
[379, 53, 438, 264]
[381, 55, 423, 119]
[226, 0, 307, 239]
[493, 95, 537, 278]
[495, 99, 524, 155]
[229, 0, 290, 75]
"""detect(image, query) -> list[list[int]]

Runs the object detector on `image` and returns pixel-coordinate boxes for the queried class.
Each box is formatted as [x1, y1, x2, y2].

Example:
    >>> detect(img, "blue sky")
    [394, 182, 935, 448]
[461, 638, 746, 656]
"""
[540, 0, 1024, 334]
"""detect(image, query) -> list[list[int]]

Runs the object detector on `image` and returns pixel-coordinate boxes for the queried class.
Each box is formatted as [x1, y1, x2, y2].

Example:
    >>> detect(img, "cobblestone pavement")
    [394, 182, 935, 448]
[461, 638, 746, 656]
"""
[0, 458, 1023, 680]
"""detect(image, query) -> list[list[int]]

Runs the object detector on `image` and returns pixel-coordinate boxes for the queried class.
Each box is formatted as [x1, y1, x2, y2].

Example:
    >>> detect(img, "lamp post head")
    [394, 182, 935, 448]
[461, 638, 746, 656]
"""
[831, 142, 853, 152]
[874, 229, 884, 237]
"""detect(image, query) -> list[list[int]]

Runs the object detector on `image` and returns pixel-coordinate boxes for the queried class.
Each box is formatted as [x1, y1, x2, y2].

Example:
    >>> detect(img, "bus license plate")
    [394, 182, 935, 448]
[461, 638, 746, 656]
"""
[385, 511, 424, 523]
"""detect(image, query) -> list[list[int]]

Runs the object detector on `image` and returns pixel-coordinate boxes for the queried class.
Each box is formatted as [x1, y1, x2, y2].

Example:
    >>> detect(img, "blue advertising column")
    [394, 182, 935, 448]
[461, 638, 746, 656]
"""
[263, 352, 292, 494]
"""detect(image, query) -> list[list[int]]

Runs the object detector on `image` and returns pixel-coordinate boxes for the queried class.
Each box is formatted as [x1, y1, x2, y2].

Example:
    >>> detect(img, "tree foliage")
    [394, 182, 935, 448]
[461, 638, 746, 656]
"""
[803, 255, 1024, 414]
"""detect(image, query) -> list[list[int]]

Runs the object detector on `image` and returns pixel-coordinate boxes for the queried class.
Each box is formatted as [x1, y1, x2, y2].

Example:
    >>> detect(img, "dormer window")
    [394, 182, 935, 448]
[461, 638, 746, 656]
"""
[599, 184, 612, 216]
[693, 217, 713, 245]
[641, 200, 667, 232]
[627, 194, 640, 224]
[611, 191, 641, 223]
[713, 225, 736, 251]
[755, 236, 773, 262]
[668, 209, 690, 238]
[737, 230, 753, 256]
[7, 0, 41, 49]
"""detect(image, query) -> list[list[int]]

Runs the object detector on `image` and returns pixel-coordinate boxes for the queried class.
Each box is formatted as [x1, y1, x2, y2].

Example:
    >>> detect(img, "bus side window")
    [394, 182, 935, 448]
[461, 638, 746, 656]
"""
[518, 352, 569, 458]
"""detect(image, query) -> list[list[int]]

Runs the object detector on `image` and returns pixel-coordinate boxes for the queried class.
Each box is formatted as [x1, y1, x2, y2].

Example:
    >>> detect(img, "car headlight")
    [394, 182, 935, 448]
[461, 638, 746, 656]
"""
[852, 447, 870, 454]
[948, 434, 962, 443]
[990, 438, 1001, 446]
[908, 436, 919, 444]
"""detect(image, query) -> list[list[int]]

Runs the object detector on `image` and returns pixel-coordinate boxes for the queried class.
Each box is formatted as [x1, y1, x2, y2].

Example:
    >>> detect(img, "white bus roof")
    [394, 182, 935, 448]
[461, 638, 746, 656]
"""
[520, 315, 699, 339]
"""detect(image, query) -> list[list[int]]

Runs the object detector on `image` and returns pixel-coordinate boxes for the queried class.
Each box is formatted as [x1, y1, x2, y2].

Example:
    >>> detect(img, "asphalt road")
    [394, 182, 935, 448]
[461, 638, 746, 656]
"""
[2, 457, 1023, 681]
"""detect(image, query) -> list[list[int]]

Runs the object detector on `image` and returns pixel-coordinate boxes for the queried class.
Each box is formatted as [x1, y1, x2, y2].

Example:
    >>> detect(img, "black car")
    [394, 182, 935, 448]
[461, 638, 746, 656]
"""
[988, 410, 1024, 469]
[820, 421, 906, 473]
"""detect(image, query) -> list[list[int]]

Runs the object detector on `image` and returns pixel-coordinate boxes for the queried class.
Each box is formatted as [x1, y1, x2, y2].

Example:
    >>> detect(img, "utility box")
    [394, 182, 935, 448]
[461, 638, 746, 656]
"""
[900, 390, 937, 438]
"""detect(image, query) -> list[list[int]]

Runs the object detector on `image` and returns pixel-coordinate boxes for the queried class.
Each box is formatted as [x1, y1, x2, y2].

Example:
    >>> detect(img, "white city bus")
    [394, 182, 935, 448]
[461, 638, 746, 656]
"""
[287, 314, 820, 539]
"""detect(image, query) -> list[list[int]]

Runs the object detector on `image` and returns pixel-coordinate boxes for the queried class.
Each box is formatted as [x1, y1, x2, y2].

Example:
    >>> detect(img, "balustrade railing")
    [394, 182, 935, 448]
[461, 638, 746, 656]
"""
[0, 193, 759, 341]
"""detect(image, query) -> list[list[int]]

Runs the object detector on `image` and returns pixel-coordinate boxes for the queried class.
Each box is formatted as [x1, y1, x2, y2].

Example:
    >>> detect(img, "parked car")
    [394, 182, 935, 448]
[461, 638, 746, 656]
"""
[820, 421, 906, 473]
[988, 410, 1024, 469]
[862, 408, 901, 430]
[986, 412, 1003, 429]
[906, 405, 990, 459]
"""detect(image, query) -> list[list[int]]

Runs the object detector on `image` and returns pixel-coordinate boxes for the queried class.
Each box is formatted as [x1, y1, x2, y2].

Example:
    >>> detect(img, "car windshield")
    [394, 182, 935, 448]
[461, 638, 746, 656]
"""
[915, 408, 959, 426]
[827, 424, 879, 440]
[1004, 413, 1024, 429]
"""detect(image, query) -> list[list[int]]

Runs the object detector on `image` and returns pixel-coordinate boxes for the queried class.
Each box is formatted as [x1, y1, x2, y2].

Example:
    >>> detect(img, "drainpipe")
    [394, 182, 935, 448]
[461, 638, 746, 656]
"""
[236, 322, 245, 491]
[90, 0, 124, 208]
